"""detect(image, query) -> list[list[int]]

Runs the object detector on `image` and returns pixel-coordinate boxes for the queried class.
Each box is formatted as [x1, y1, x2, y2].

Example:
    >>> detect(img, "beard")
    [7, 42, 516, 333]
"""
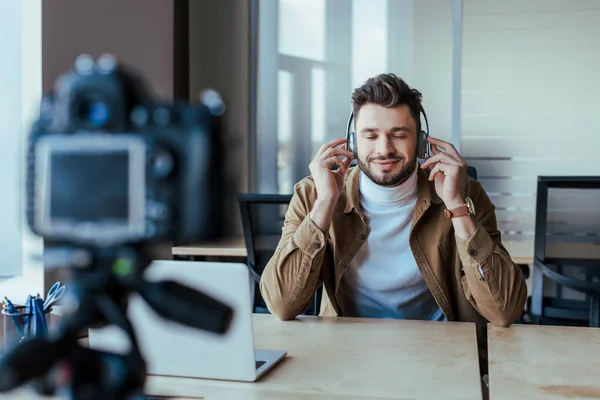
[356, 153, 417, 187]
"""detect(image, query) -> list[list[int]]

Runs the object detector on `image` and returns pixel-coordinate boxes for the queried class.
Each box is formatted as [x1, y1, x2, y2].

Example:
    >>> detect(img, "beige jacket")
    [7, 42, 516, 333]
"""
[260, 166, 527, 372]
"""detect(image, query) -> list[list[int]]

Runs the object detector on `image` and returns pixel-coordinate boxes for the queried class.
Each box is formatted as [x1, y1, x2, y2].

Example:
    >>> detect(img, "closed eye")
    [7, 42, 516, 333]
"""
[390, 127, 411, 137]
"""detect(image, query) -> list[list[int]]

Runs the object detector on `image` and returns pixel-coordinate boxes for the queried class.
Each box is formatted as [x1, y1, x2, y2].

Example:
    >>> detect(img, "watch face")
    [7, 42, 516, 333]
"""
[466, 197, 476, 216]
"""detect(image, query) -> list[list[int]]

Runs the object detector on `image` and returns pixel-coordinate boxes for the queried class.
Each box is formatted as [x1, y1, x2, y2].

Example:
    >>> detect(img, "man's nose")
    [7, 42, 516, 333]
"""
[375, 136, 395, 155]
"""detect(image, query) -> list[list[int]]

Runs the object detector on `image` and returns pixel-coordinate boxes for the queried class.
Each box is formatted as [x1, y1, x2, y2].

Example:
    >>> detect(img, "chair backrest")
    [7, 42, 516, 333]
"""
[534, 176, 600, 263]
[237, 193, 292, 269]
[530, 176, 600, 326]
[237, 194, 292, 312]
[237, 193, 322, 316]
[466, 165, 478, 180]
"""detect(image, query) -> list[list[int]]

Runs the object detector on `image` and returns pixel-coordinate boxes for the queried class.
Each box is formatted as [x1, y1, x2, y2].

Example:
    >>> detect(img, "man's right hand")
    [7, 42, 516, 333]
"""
[308, 138, 354, 230]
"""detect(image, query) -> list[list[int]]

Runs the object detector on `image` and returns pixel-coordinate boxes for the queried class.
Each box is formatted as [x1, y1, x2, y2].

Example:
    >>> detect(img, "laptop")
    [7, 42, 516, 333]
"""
[88, 260, 287, 382]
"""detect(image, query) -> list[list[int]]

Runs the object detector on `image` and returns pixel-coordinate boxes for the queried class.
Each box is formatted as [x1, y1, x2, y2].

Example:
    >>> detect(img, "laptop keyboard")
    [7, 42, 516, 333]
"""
[255, 360, 267, 369]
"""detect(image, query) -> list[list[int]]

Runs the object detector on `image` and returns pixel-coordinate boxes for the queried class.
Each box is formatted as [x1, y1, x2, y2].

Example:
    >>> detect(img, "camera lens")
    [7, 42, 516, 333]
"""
[78, 97, 110, 128]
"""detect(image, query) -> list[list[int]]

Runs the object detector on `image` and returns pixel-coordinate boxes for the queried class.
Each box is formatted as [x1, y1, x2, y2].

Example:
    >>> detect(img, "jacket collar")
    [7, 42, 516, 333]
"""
[343, 165, 443, 215]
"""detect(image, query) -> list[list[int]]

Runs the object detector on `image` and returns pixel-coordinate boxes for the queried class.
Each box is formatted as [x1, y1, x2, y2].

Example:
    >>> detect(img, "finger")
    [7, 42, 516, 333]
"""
[427, 137, 462, 160]
[336, 156, 352, 175]
[320, 155, 343, 169]
[429, 162, 461, 181]
[423, 159, 439, 172]
[429, 142, 443, 155]
[320, 147, 354, 160]
[429, 140, 453, 159]
[421, 153, 461, 169]
[316, 138, 348, 157]
[428, 141, 466, 167]
[325, 146, 354, 159]
[345, 155, 353, 170]
[338, 143, 356, 158]
[429, 143, 454, 161]
[428, 162, 442, 181]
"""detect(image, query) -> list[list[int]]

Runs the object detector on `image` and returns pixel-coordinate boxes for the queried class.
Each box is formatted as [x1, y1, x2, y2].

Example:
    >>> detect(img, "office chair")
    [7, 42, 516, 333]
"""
[466, 165, 478, 180]
[527, 176, 600, 327]
[237, 193, 322, 316]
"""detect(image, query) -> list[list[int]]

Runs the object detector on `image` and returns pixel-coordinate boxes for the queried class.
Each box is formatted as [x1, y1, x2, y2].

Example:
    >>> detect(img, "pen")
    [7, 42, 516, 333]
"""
[33, 295, 47, 338]
[3, 296, 24, 337]
[23, 295, 33, 340]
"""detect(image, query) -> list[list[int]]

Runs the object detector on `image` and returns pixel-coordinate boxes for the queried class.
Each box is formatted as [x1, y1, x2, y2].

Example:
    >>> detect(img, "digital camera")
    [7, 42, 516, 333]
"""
[26, 54, 231, 247]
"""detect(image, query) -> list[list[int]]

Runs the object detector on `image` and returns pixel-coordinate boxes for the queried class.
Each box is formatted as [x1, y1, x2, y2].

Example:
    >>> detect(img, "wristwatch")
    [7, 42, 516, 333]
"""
[444, 197, 476, 219]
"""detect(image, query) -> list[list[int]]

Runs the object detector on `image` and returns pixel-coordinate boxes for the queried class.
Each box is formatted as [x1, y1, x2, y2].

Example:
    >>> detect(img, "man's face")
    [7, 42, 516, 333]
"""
[354, 103, 418, 187]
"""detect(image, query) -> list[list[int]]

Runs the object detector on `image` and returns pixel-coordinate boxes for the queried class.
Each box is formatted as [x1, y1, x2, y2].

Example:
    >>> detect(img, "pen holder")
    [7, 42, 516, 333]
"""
[1, 305, 52, 352]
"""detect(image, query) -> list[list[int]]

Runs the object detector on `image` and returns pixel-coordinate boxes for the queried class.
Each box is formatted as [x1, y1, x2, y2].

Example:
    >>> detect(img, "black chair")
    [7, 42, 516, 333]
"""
[237, 193, 321, 316]
[466, 165, 478, 180]
[528, 176, 600, 327]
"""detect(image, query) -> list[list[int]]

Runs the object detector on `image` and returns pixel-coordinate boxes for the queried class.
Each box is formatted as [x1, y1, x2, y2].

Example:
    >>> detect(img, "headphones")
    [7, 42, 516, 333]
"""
[346, 105, 430, 160]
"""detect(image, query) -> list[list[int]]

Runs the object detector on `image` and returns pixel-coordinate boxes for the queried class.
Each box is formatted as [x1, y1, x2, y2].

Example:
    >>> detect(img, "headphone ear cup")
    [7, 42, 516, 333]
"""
[348, 132, 357, 155]
[417, 129, 428, 159]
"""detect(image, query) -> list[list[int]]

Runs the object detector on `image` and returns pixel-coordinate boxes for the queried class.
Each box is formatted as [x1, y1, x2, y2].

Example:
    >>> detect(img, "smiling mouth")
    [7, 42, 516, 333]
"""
[373, 160, 400, 166]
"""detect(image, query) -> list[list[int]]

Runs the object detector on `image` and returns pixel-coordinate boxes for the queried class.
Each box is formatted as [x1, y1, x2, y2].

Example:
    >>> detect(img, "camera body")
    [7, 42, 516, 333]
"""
[26, 55, 229, 247]
[0, 55, 235, 400]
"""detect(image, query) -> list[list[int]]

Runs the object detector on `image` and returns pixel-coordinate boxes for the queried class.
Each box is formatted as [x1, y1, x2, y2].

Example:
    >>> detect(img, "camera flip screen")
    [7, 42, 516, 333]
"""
[34, 133, 147, 244]
[50, 152, 129, 223]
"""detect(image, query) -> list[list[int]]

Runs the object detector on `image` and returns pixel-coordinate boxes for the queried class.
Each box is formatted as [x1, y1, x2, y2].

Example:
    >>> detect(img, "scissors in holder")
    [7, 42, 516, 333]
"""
[43, 281, 66, 312]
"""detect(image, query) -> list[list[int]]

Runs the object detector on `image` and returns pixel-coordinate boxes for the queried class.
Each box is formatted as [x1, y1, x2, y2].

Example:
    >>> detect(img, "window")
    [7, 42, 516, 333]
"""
[255, 0, 460, 194]
[0, 0, 43, 299]
[278, 0, 326, 61]
[351, 0, 388, 89]
[255, 0, 599, 256]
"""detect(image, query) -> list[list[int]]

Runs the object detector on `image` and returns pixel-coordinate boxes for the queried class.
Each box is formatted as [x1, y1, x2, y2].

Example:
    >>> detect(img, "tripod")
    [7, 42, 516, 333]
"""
[0, 246, 233, 400]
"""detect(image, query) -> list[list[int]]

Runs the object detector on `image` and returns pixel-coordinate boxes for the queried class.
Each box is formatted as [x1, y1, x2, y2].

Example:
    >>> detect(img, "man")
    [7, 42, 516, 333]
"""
[259, 73, 527, 372]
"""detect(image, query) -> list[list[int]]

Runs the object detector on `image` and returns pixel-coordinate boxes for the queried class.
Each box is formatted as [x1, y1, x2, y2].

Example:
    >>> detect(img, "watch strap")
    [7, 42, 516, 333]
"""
[444, 204, 471, 219]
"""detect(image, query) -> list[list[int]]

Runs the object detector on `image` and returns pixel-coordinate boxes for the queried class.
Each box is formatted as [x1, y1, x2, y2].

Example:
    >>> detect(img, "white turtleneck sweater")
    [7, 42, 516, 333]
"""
[340, 165, 445, 321]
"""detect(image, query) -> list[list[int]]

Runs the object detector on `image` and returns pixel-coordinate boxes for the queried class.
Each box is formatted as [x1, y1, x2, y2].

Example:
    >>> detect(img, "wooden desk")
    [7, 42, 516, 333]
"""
[488, 324, 600, 400]
[4, 315, 483, 399]
[172, 237, 247, 258]
[171, 235, 280, 259]
[144, 314, 482, 399]
[173, 237, 535, 265]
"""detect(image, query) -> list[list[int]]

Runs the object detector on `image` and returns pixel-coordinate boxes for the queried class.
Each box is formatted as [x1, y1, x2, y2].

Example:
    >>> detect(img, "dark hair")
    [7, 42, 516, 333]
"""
[351, 73, 423, 133]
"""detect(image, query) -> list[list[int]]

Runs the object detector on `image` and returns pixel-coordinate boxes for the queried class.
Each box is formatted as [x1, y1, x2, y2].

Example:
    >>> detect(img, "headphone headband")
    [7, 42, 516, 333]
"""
[346, 104, 430, 159]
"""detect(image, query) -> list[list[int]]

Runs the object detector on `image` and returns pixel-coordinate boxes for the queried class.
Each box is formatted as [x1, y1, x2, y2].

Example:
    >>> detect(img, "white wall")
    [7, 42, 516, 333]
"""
[462, 0, 600, 243]
[412, 0, 456, 144]
[462, 0, 600, 302]
[387, 0, 461, 144]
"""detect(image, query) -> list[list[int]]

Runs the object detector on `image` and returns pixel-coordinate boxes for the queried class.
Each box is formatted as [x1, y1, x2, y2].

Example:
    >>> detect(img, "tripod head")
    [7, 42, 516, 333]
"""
[0, 245, 233, 399]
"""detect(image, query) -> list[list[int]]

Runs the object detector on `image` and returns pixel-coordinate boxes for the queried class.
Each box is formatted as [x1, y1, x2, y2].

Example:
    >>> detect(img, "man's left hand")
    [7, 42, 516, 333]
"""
[419, 137, 468, 209]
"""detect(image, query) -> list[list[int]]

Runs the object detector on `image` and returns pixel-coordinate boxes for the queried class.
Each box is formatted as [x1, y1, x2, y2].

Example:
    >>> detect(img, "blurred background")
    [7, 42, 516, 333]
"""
[0, 0, 599, 317]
